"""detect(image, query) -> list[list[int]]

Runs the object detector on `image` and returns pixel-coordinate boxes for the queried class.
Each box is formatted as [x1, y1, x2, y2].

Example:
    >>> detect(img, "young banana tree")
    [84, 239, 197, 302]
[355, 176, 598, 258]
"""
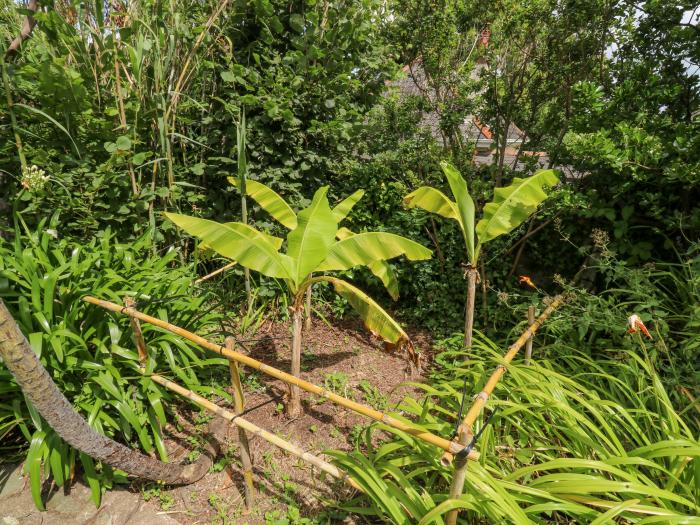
[404, 161, 559, 349]
[228, 178, 402, 304]
[166, 186, 431, 416]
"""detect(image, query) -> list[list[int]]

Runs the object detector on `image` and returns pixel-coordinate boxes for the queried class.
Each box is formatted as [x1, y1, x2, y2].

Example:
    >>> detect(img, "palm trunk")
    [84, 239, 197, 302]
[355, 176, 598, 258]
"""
[0, 299, 210, 484]
[288, 305, 303, 417]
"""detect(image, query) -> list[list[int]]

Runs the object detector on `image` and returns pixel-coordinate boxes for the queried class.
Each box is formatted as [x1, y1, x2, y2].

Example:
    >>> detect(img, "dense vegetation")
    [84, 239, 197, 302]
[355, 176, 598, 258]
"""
[0, 0, 698, 523]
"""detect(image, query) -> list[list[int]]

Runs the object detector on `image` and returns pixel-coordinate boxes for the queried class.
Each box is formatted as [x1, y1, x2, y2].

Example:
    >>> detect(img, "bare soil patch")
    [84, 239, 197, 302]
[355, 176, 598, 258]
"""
[139, 316, 431, 524]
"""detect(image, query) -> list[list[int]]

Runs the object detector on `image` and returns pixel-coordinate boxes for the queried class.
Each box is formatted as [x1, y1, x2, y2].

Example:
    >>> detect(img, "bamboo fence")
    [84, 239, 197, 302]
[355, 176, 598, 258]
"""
[145, 372, 362, 492]
[83, 296, 480, 461]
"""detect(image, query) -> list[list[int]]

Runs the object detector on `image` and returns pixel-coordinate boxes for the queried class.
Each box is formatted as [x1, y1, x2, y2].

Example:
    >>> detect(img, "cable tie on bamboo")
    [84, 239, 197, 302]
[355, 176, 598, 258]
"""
[475, 391, 489, 403]
[455, 406, 499, 459]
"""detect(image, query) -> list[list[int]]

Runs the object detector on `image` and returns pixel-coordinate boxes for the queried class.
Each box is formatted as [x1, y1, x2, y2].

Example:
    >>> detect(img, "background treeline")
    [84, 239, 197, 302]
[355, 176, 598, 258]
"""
[2, 1, 698, 330]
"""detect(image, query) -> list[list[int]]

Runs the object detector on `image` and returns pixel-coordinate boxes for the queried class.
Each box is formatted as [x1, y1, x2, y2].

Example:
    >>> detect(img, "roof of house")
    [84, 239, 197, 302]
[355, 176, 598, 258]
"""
[388, 61, 525, 148]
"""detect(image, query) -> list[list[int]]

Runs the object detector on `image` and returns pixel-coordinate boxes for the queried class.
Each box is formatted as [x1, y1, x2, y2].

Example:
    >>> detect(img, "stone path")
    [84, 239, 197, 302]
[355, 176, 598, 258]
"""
[0, 464, 181, 525]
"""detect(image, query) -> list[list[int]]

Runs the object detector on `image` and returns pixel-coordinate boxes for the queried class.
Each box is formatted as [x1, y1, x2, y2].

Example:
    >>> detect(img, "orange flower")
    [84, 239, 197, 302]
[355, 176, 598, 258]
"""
[519, 275, 537, 290]
[627, 314, 653, 340]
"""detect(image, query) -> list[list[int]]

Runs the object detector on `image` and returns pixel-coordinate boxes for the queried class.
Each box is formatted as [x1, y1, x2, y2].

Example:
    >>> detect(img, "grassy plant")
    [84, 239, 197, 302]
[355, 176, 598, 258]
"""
[0, 214, 226, 508]
[328, 332, 700, 523]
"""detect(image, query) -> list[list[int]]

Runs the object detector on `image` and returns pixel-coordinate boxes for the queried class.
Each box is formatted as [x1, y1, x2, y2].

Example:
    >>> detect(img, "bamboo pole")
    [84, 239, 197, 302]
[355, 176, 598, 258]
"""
[444, 295, 565, 525]
[83, 296, 479, 461]
[123, 296, 148, 365]
[145, 372, 362, 491]
[194, 261, 237, 285]
[226, 337, 255, 509]
[524, 305, 535, 365]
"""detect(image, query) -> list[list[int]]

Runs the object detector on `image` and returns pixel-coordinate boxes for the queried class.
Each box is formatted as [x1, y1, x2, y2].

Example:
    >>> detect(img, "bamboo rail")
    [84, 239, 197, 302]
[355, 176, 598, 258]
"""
[195, 261, 237, 284]
[83, 296, 480, 461]
[444, 294, 565, 525]
[145, 372, 362, 491]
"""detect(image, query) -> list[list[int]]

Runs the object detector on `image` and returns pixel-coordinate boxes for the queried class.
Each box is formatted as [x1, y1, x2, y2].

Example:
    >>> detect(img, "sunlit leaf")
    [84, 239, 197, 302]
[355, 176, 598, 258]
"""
[228, 177, 298, 229]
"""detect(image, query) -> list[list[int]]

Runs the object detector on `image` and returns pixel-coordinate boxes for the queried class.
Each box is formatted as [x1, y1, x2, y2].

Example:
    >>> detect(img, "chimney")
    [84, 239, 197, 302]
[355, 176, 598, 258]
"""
[476, 27, 490, 65]
[479, 28, 491, 48]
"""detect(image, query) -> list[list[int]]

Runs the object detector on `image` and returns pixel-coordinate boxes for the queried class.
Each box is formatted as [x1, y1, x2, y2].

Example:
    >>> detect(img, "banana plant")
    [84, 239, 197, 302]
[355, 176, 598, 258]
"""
[166, 186, 431, 416]
[404, 161, 559, 349]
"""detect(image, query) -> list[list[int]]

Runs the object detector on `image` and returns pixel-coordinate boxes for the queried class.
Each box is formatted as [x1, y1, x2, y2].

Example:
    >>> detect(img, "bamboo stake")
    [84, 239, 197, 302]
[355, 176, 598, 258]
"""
[83, 296, 479, 461]
[524, 305, 535, 365]
[444, 295, 565, 525]
[145, 372, 362, 491]
[123, 296, 148, 365]
[225, 337, 255, 509]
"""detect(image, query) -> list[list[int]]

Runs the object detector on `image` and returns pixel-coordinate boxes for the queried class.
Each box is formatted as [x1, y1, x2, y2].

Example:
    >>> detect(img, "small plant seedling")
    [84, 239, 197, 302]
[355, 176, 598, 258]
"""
[301, 351, 318, 371]
[348, 424, 367, 447]
[159, 493, 175, 511]
[358, 380, 389, 411]
[309, 424, 318, 433]
[208, 493, 229, 523]
[323, 371, 352, 399]
[243, 371, 267, 393]
[142, 482, 174, 510]
[330, 426, 341, 439]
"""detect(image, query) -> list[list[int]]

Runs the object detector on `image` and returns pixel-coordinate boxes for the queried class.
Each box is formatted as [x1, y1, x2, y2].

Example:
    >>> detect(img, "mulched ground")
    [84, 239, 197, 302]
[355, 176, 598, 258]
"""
[139, 316, 433, 525]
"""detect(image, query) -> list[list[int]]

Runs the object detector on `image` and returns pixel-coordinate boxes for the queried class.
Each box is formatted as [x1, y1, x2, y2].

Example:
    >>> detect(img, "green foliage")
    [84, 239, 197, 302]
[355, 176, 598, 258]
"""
[167, 183, 431, 346]
[329, 333, 700, 523]
[0, 0, 398, 242]
[0, 215, 226, 507]
[406, 162, 559, 265]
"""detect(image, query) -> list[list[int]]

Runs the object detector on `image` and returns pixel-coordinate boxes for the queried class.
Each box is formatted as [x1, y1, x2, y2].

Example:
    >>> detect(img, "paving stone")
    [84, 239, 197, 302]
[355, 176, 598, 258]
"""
[0, 464, 180, 525]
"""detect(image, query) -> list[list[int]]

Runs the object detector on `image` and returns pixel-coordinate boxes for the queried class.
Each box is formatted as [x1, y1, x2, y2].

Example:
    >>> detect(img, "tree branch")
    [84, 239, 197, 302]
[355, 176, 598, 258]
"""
[5, 0, 39, 61]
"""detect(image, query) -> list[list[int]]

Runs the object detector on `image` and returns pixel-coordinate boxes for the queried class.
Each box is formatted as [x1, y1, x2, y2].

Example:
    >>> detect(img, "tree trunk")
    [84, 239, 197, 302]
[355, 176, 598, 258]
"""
[288, 305, 303, 417]
[0, 299, 210, 484]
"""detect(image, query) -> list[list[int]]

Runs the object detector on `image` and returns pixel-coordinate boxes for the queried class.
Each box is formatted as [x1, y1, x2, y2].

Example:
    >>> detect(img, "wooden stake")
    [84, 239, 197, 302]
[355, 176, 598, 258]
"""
[145, 372, 362, 491]
[226, 337, 255, 509]
[83, 296, 479, 461]
[289, 305, 303, 417]
[524, 305, 535, 365]
[124, 296, 148, 365]
[444, 295, 565, 525]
